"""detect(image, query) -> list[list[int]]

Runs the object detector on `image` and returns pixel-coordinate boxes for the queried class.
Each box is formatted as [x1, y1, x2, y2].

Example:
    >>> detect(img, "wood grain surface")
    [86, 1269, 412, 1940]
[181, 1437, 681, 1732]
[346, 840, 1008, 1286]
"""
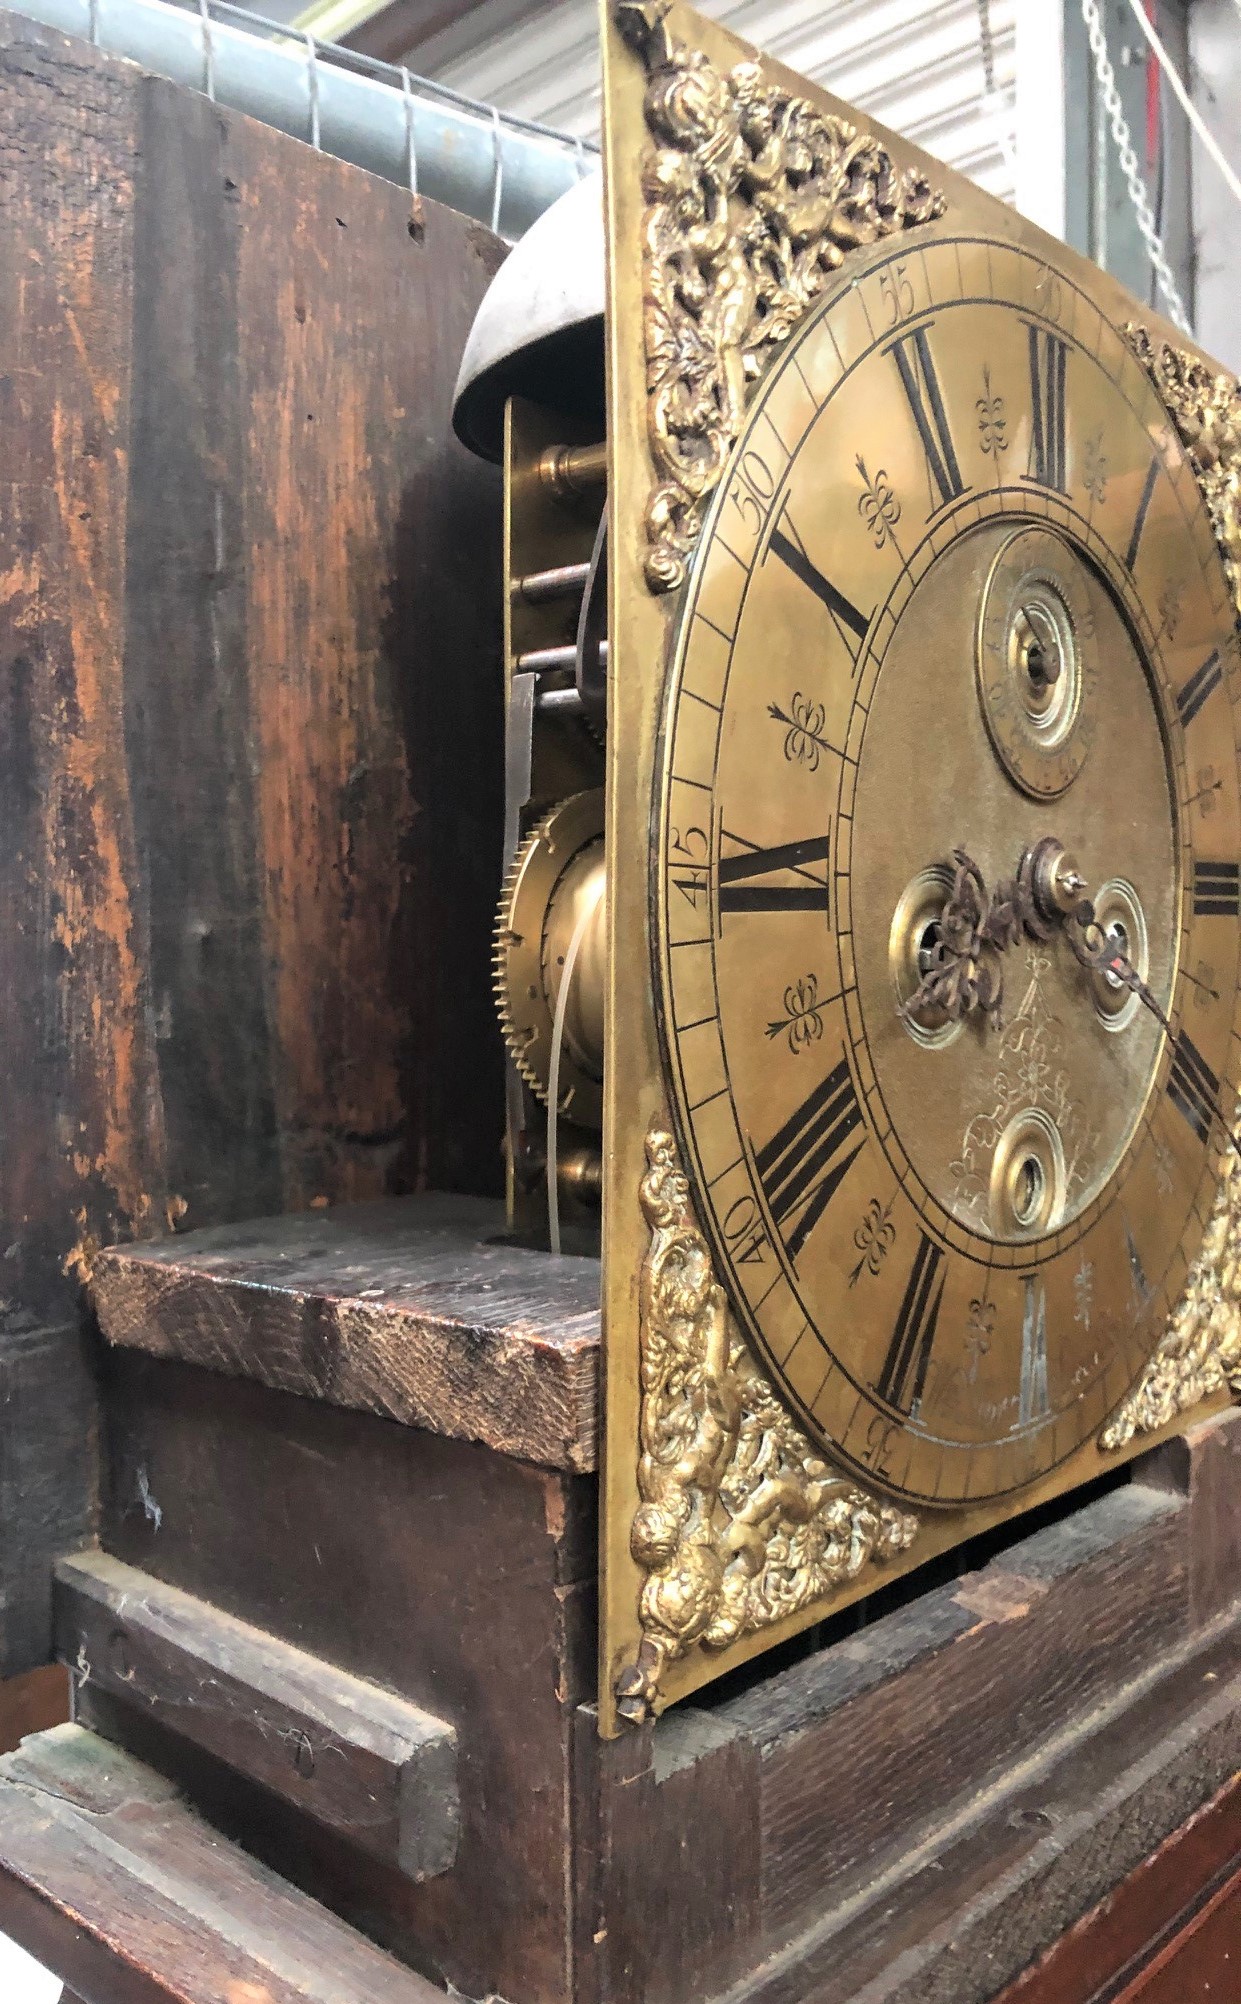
[0, 9, 505, 1673]
[92, 1194, 601, 1470]
[55, 1551, 459, 1881]
[0, 1724, 442, 2004]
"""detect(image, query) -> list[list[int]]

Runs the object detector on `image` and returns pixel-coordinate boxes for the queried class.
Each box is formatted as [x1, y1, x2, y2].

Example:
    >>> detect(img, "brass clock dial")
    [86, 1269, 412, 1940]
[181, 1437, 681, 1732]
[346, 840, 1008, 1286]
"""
[653, 233, 1241, 1507]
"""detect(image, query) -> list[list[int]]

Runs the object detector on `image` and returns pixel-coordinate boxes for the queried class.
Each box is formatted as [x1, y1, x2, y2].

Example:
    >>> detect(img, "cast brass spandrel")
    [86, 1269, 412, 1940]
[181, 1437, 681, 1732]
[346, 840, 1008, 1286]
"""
[615, 1125, 918, 1724]
[613, 0, 944, 594]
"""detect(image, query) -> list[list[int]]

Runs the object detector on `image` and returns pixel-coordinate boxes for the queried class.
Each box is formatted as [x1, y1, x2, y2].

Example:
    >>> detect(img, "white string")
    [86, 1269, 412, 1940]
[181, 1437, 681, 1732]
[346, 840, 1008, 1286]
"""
[1122, 0, 1241, 213]
[198, 0, 215, 102]
[401, 66, 419, 200]
[305, 33, 321, 152]
[1079, 0, 1192, 333]
[545, 875, 604, 1258]
[490, 105, 505, 236]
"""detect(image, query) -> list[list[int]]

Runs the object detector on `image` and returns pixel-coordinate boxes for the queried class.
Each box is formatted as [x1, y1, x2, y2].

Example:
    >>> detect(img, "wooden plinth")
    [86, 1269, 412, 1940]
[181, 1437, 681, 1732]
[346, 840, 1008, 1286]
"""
[9, 1198, 1219, 2001]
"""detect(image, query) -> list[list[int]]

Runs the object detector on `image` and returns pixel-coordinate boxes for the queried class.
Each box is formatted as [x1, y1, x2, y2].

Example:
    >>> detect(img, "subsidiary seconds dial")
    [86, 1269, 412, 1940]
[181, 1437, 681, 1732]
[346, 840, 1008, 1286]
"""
[653, 231, 1241, 1507]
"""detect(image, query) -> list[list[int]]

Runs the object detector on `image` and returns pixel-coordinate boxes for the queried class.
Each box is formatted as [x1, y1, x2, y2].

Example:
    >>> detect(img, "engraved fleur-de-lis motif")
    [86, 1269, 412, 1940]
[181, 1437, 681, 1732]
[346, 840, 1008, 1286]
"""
[1189, 765, 1223, 818]
[847, 1193, 897, 1287]
[1192, 960, 1220, 1010]
[856, 454, 901, 549]
[976, 365, 1008, 459]
[768, 692, 832, 771]
[1152, 1133, 1176, 1198]
[1082, 425, 1109, 505]
[766, 972, 827, 1054]
[1157, 577, 1184, 643]
[1073, 1259, 1094, 1330]
[965, 1295, 995, 1380]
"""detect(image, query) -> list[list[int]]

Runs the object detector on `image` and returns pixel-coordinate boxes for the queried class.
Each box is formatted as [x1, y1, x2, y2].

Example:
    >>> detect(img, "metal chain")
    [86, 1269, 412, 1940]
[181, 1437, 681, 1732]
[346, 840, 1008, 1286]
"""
[1078, 0, 1192, 334]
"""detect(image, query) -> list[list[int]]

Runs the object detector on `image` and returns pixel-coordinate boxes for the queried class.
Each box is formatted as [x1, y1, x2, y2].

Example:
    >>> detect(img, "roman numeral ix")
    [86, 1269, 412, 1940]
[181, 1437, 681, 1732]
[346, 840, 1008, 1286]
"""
[1024, 322, 1069, 492]
[754, 1056, 864, 1264]
[889, 326, 968, 513]
[876, 1232, 945, 1415]
[768, 510, 872, 664]
[1193, 860, 1241, 917]
[1167, 1028, 1219, 1145]
[718, 833, 831, 917]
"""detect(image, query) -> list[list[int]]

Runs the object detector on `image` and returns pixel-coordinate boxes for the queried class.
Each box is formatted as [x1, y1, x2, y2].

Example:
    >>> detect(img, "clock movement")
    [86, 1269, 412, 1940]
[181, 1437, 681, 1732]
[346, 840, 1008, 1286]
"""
[454, 0, 1241, 1734]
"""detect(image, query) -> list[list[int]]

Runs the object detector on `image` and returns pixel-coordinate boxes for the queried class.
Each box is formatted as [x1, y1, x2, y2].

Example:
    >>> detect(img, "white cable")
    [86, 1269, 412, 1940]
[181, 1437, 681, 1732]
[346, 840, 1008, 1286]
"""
[1079, 0, 1192, 333]
[545, 875, 604, 1258]
[1122, 0, 1241, 212]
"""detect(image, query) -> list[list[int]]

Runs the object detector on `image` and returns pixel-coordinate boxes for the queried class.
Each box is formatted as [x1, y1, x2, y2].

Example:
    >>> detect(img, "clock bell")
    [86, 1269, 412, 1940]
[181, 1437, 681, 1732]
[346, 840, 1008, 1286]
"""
[453, 0, 1241, 1734]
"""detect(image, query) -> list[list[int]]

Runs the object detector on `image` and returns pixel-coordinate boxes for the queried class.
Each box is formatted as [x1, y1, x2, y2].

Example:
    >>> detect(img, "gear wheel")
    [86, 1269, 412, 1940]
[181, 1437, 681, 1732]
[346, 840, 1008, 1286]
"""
[494, 789, 605, 1131]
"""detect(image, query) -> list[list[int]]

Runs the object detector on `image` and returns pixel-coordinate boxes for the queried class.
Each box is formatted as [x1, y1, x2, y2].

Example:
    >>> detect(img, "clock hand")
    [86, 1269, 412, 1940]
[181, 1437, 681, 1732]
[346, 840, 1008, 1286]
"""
[901, 839, 1241, 1162]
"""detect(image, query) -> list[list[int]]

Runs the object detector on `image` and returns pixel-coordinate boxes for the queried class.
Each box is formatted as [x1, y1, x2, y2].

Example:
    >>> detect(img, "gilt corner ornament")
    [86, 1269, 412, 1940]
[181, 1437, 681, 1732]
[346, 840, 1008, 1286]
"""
[613, 0, 946, 595]
[1125, 323, 1241, 627]
[1100, 1144, 1241, 1453]
[614, 1124, 919, 1725]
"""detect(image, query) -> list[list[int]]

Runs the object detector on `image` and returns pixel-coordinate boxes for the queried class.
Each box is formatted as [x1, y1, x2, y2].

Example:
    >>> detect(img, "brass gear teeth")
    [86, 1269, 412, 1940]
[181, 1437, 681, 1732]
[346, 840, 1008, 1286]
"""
[493, 809, 560, 1105]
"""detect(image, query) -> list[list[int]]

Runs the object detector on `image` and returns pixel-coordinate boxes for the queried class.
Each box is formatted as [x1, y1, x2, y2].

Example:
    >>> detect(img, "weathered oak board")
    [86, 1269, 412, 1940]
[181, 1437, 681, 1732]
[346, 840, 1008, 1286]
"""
[0, 1725, 442, 2004]
[0, 8, 505, 1673]
[92, 1194, 600, 1470]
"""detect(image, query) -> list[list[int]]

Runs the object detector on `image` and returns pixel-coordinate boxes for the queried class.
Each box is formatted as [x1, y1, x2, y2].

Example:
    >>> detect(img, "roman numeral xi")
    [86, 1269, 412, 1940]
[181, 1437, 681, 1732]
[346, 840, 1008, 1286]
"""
[889, 326, 967, 513]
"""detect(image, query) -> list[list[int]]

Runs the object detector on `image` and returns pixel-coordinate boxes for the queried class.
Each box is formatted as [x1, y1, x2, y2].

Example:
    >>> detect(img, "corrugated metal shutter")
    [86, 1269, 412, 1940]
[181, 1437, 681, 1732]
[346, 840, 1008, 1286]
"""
[422, 0, 1016, 204]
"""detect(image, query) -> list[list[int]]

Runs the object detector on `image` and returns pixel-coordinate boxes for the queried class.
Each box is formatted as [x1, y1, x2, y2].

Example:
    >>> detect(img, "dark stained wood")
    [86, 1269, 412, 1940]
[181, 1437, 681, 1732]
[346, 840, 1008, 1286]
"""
[731, 1618, 1241, 2004]
[0, 1724, 443, 2004]
[1142, 1405, 1241, 1627]
[55, 1551, 458, 1882]
[995, 1770, 1241, 2003]
[90, 1349, 595, 2002]
[0, 9, 506, 1674]
[92, 1195, 600, 1471]
[1120, 1865, 1241, 2001]
[343, 0, 542, 67]
[0, 1665, 68, 1758]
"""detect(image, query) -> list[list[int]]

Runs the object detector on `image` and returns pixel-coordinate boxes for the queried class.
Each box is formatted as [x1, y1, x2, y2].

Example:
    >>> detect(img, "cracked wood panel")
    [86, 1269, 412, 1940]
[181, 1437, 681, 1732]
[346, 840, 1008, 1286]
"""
[91, 1193, 601, 1470]
[0, 1724, 442, 2004]
[0, 10, 505, 1670]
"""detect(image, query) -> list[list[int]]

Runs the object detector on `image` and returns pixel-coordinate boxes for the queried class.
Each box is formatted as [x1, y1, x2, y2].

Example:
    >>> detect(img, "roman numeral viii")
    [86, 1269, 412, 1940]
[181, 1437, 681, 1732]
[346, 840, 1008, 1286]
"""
[1194, 861, 1241, 917]
[876, 1232, 945, 1414]
[754, 1056, 864, 1264]
[1167, 1028, 1219, 1145]
[1024, 323, 1069, 492]
[889, 326, 967, 513]
[718, 833, 831, 918]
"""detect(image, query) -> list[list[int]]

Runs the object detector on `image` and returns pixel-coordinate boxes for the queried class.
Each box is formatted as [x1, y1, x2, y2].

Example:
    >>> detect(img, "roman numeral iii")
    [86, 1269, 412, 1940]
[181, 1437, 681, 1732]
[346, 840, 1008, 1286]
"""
[1193, 861, 1241, 917]
[876, 1232, 945, 1414]
[754, 1056, 864, 1264]
[1023, 322, 1069, 492]
[889, 326, 967, 513]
